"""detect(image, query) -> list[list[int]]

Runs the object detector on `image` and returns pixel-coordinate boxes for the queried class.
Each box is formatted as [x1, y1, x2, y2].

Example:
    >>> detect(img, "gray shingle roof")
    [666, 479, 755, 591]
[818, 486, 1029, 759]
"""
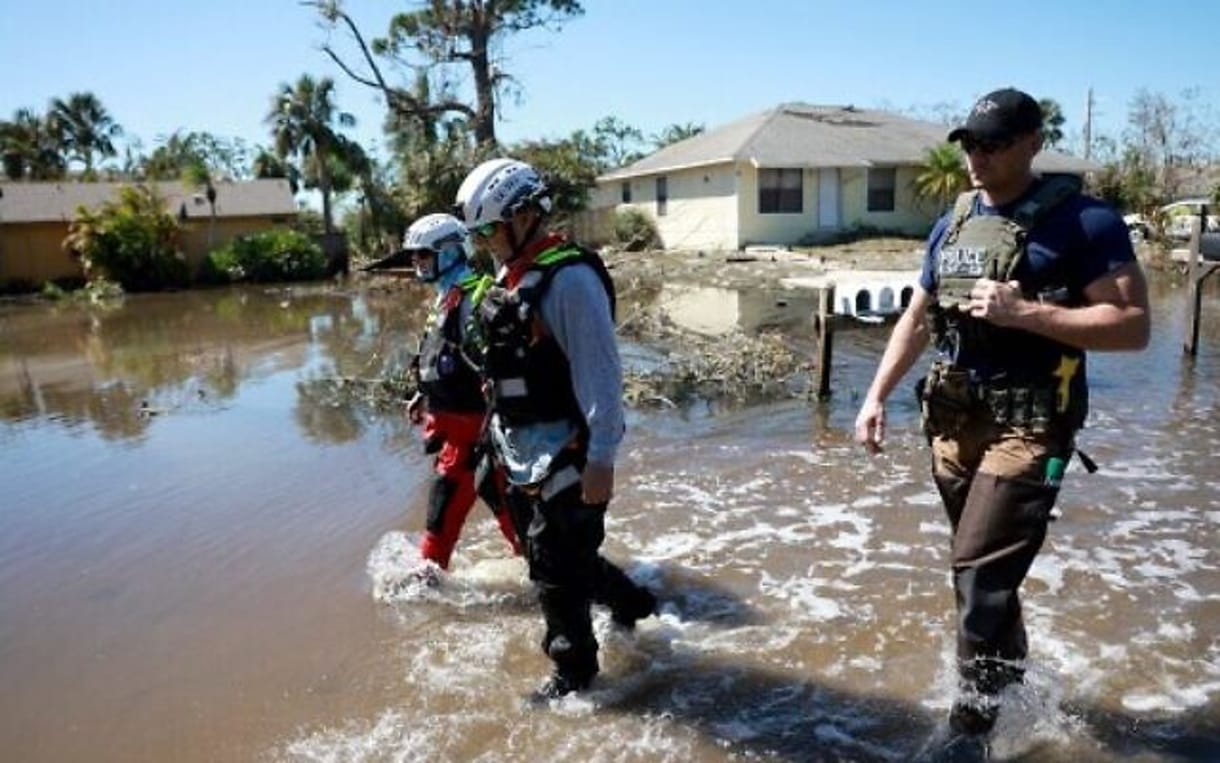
[599, 103, 1099, 180]
[0, 179, 298, 224]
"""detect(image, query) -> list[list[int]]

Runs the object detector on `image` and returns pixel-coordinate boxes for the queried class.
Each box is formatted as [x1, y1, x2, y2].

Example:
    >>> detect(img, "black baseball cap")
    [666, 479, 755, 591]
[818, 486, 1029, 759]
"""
[948, 88, 1043, 143]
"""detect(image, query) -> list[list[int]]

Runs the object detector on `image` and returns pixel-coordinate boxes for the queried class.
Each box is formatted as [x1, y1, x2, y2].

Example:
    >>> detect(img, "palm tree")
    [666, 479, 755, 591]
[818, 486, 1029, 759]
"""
[182, 159, 218, 249]
[0, 108, 67, 180]
[266, 75, 355, 234]
[1038, 98, 1066, 149]
[252, 147, 301, 193]
[914, 143, 970, 213]
[49, 92, 123, 177]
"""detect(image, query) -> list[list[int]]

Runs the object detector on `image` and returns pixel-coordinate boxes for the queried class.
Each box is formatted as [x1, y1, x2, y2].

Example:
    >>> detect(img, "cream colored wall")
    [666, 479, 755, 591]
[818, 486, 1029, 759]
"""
[593, 162, 940, 252]
[604, 164, 738, 251]
[737, 165, 827, 247]
[840, 166, 937, 235]
[0, 222, 83, 285]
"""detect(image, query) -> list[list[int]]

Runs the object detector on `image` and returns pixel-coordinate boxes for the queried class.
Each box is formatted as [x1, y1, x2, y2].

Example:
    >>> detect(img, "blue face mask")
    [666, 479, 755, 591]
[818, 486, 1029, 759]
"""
[416, 243, 470, 291]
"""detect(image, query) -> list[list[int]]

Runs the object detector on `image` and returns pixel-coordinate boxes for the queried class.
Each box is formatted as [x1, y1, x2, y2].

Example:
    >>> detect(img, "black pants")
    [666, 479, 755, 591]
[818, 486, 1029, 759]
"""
[506, 480, 651, 682]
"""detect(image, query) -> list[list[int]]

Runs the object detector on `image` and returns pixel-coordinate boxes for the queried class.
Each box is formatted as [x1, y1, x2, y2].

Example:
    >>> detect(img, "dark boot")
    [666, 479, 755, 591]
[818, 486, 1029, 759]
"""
[949, 692, 999, 736]
[594, 557, 656, 630]
[535, 635, 598, 699]
[610, 581, 657, 631]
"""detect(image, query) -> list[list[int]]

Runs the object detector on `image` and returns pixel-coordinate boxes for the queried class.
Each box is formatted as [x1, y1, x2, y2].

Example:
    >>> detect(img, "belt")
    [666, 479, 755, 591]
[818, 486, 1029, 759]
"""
[521, 464, 582, 501]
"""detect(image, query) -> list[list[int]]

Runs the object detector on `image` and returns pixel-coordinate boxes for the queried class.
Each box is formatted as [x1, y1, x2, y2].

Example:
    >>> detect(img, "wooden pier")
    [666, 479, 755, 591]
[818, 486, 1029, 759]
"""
[1183, 210, 1220, 357]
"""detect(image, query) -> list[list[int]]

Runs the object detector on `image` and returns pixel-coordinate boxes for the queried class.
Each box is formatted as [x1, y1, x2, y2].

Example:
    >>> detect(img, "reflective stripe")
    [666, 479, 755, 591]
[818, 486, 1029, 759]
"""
[540, 465, 581, 502]
[497, 377, 527, 398]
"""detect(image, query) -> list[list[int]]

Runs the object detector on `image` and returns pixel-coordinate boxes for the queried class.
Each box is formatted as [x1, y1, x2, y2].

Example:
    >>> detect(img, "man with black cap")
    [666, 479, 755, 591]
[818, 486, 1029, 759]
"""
[853, 87, 1149, 735]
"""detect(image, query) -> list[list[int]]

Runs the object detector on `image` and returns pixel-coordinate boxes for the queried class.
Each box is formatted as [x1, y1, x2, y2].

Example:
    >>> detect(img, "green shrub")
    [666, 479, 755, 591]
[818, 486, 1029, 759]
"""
[202, 228, 327, 284]
[65, 185, 189, 291]
[613, 208, 661, 251]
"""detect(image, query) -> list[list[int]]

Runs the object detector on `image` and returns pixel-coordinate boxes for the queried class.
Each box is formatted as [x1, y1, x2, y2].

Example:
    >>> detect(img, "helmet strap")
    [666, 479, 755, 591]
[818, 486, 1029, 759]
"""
[505, 210, 544, 263]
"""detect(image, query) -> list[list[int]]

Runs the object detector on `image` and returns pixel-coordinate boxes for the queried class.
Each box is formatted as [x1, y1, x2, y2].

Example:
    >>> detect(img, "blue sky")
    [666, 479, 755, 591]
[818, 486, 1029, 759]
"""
[2, 0, 1217, 165]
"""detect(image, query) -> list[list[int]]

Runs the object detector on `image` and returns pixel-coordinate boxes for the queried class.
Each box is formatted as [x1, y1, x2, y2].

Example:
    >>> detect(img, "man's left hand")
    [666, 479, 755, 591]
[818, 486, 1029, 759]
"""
[968, 279, 1025, 327]
[581, 462, 614, 505]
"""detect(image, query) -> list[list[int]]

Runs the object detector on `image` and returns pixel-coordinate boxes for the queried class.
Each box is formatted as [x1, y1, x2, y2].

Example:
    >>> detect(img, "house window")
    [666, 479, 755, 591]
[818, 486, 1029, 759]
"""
[867, 168, 896, 212]
[621, 181, 631, 204]
[759, 168, 802, 214]
[656, 176, 668, 216]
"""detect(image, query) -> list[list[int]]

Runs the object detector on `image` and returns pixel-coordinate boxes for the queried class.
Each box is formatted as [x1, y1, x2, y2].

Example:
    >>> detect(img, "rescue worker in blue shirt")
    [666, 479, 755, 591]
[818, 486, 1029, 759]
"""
[402, 213, 520, 573]
[454, 158, 657, 698]
[853, 88, 1150, 735]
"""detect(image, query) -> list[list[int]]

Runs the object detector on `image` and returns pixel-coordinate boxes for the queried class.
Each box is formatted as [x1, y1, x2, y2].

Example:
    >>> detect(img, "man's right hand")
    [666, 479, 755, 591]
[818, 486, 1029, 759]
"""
[406, 391, 425, 425]
[854, 398, 886, 454]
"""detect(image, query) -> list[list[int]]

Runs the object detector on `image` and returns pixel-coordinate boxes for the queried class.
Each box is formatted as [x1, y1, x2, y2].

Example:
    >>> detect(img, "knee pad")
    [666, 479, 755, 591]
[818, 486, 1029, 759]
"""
[426, 476, 458, 534]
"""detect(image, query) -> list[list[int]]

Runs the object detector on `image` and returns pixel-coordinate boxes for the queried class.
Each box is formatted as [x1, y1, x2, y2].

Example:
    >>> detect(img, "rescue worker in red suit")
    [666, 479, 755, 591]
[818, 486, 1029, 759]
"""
[403, 213, 520, 571]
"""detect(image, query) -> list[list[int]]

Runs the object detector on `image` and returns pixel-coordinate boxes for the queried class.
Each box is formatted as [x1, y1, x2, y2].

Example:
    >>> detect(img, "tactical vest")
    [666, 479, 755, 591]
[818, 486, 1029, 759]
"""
[927, 175, 1089, 433]
[416, 273, 490, 413]
[935, 175, 1081, 307]
[477, 244, 616, 428]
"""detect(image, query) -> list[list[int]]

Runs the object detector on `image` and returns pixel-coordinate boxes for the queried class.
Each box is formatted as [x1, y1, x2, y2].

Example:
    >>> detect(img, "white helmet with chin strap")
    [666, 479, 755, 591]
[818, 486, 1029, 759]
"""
[454, 158, 553, 233]
[402, 213, 472, 283]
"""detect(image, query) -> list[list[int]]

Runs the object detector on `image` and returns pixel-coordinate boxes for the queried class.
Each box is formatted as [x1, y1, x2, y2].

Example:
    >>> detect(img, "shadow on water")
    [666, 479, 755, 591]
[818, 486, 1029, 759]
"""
[600, 652, 946, 762]
[1066, 703, 1220, 762]
[648, 561, 766, 628]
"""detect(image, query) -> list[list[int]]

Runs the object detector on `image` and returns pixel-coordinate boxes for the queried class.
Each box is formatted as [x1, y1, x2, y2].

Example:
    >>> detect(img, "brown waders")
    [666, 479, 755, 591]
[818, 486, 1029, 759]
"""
[929, 415, 1071, 732]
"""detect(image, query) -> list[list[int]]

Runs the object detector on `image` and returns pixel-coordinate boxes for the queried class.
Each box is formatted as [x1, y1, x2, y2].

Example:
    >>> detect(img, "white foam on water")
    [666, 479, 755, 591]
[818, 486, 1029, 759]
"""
[283, 711, 432, 762]
[1121, 679, 1220, 714]
[366, 531, 530, 609]
[759, 571, 845, 620]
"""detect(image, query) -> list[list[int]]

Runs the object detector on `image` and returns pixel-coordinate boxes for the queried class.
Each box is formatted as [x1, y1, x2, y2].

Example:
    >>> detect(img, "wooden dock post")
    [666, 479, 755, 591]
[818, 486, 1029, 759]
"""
[1184, 206, 1220, 357]
[814, 284, 835, 400]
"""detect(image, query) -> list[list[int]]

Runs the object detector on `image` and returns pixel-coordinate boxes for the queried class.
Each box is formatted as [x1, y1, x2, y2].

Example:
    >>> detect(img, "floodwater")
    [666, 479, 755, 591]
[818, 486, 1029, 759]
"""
[1, 272, 1217, 762]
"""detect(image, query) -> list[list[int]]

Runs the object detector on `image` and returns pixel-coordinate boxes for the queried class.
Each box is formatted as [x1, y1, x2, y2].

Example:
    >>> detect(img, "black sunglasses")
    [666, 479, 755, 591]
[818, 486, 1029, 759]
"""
[960, 136, 1017, 155]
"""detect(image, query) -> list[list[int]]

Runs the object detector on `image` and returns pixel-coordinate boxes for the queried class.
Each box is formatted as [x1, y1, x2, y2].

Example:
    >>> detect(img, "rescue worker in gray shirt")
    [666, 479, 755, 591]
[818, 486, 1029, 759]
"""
[454, 158, 657, 699]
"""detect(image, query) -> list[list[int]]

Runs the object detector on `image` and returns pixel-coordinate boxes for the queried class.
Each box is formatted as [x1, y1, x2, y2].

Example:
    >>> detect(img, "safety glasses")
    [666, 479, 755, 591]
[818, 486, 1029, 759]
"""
[469, 221, 500, 239]
[960, 136, 1017, 155]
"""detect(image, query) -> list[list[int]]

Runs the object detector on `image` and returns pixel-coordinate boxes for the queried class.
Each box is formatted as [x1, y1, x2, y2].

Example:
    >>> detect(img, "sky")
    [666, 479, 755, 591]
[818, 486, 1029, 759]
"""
[2, 0, 1218, 167]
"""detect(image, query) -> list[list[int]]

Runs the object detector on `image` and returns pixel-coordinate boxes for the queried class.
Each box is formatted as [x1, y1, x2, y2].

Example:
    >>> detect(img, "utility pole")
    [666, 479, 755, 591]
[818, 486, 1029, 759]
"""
[1083, 87, 1094, 160]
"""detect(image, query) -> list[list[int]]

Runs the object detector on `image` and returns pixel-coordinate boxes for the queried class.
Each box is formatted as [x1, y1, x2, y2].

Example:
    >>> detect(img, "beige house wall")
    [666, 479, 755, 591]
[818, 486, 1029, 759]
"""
[594, 163, 939, 252]
[0, 222, 83, 285]
[0, 214, 296, 288]
[609, 164, 738, 251]
[839, 166, 937, 235]
[737, 165, 828, 248]
[178, 216, 296, 273]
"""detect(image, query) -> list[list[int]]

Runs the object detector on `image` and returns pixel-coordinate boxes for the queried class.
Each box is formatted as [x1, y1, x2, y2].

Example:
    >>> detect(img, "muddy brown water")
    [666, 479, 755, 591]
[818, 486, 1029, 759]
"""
[1, 274, 1217, 762]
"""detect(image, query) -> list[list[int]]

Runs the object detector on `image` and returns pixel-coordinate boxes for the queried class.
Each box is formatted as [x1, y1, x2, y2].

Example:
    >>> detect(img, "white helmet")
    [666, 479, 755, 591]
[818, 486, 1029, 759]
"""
[454, 158, 552, 231]
[402, 213, 472, 282]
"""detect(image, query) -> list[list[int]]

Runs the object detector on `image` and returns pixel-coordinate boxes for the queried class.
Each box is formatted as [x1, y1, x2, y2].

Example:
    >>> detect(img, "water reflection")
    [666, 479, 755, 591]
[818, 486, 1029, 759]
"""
[0, 283, 432, 443]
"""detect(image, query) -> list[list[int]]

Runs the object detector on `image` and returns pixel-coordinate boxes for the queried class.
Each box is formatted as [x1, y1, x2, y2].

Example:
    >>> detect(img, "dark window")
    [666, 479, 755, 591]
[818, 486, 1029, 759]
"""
[867, 168, 896, 212]
[656, 176, 668, 216]
[621, 181, 631, 204]
[759, 168, 802, 214]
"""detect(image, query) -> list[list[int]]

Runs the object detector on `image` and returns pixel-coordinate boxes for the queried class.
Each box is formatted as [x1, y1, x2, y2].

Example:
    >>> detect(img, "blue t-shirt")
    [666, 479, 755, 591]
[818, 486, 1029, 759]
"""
[920, 177, 1136, 378]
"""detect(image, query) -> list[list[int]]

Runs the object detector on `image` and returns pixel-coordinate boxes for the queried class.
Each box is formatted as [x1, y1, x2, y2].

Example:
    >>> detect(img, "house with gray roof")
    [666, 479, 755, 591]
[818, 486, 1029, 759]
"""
[589, 103, 1099, 251]
[0, 179, 298, 289]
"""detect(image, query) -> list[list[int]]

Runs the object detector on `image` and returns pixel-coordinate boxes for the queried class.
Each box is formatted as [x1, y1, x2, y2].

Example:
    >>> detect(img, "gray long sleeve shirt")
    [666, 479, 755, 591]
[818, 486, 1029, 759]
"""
[489, 261, 625, 484]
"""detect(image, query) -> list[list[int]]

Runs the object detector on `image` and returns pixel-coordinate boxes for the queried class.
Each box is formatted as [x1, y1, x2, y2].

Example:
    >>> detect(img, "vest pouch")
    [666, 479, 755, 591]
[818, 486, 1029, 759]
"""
[986, 387, 1011, 426]
[1009, 388, 1030, 428]
[921, 362, 975, 438]
[1029, 388, 1053, 433]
